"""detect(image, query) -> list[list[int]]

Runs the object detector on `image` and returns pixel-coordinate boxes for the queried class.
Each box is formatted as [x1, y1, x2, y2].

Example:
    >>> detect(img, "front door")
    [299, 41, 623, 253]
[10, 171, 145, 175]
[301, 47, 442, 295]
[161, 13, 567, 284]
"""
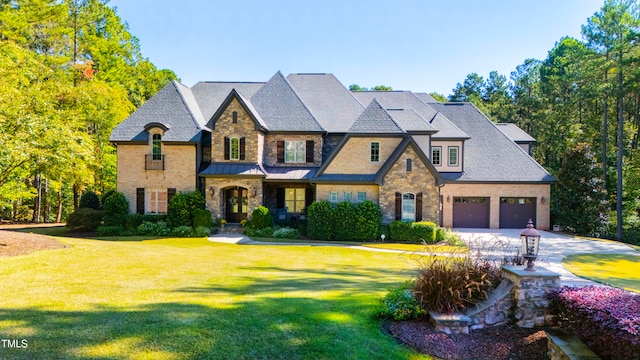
[225, 187, 248, 223]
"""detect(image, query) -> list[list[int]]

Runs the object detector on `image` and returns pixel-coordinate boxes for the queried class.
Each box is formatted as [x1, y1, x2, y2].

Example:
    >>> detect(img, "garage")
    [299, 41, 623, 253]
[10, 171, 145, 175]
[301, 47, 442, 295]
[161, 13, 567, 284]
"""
[453, 197, 490, 228]
[499, 197, 536, 228]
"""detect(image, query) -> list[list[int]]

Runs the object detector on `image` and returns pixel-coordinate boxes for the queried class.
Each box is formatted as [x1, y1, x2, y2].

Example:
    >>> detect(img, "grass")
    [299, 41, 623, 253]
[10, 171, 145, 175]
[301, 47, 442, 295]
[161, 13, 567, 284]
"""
[362, 243, 466, 253]
[0, 234, 428, 359]
[562, 253, 640, 293]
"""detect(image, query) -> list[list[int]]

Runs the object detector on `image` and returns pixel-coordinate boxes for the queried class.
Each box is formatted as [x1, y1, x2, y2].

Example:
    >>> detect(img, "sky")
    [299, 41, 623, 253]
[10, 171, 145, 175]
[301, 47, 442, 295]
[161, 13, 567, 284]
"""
[108, 0, 605, 96]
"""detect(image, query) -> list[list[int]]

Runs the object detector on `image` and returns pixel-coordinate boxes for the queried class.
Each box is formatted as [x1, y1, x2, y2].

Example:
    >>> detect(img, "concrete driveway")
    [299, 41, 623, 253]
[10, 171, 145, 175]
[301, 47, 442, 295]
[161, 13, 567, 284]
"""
[455, 228, 640, 286]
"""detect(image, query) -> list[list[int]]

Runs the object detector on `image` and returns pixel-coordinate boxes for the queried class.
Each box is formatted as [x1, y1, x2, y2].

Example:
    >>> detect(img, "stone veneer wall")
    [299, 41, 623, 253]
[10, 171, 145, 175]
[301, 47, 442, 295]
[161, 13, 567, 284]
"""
[204, 177, 263, 220]
[211, 97, 263, 163]
[379, 145, 439, 223]
[262, 134, 323, 167]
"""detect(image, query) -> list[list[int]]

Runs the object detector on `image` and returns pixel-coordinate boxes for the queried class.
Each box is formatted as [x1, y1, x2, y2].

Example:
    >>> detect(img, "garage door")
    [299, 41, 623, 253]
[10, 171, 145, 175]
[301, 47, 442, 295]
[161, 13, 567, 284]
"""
[499, 197, 536, 228]
[453, 197, 490, 228]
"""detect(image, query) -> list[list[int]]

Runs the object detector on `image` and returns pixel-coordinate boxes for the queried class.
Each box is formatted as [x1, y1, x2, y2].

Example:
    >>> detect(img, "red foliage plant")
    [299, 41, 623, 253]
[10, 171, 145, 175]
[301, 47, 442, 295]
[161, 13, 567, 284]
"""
[548, 286, 640, 360]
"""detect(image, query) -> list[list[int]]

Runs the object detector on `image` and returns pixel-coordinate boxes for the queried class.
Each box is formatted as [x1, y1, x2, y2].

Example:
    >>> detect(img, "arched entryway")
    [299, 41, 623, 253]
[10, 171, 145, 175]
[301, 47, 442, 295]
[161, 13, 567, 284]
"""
[224, 187, 248, 223]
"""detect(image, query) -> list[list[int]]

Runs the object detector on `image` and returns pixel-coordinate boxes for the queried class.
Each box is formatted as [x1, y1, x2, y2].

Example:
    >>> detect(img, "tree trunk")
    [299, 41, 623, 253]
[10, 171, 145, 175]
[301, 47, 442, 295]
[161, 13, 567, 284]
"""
[73, 182, 80, 209]
[616, 63, 624, 242]
[32, 174, 41, 223]
[56, 187, 63, 223]
[42, 178, 48, 223]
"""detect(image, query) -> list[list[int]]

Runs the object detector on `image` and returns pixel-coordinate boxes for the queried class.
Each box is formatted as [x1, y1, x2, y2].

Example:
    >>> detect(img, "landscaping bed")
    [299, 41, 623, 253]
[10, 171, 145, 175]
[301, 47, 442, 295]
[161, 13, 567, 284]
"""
[0, 229, 67, 256]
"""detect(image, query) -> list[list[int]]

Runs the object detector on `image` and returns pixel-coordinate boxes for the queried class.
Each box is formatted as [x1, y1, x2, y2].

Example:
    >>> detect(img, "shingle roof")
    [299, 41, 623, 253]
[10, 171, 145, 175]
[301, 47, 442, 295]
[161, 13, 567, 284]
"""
[387, 109, 437, 133]
[430, 112, 469, 139]
[191, 81, 263, 122]
[110, 81, 205, 143]
[348, 99, 404, 134]
[287, 73, 364, 133]
[250, 72, 324, 132]
[428, 103, 554, 183]
[352, 91, 437, 123]
[415, 93, 440, 103]
[496, 123, 536, 143]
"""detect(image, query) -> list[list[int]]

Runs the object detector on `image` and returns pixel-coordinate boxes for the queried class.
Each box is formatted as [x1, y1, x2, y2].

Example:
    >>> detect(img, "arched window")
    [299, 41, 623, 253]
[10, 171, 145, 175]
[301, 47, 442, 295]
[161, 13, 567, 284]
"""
[402, 193, 416, 222]
[152, 134, 162, 160]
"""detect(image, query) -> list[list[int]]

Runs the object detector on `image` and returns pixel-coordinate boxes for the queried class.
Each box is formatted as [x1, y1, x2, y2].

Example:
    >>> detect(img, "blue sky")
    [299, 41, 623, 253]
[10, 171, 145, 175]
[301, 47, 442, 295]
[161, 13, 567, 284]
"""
[108, 0, 605, 96]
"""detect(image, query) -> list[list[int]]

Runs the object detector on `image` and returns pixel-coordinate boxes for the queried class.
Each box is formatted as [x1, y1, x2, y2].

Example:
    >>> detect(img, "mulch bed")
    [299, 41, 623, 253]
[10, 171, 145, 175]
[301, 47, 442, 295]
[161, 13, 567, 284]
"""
[385, 320, 549, 360]
[0, 228, 68, 257]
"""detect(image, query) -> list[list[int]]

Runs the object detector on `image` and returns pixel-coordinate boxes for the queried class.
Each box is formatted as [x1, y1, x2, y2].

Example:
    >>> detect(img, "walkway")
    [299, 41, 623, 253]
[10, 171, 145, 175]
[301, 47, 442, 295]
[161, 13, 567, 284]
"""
[208, 229, 640, 287]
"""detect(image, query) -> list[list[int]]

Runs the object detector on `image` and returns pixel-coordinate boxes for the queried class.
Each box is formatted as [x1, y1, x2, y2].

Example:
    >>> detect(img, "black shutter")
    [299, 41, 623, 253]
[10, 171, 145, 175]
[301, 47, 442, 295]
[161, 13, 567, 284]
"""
[416, 192, 423, 221]
[277, 141, 285, 163]
[168, 188, 176, 205]
[240, 137, 246, 160]
[306, 140, 314, 163]
[305, 188, 314, 210]
[224, 137, 230, 160]
[395, 192, 402, 220]
[136, 188, 145, 214]
[276, 188, 285, 209]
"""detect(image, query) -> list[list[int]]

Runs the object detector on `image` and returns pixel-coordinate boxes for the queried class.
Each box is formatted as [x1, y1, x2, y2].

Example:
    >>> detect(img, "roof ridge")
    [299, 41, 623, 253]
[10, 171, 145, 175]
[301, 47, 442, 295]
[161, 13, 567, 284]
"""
[280, 72, 326, 132]
[173, 80, 205, 131]
[349, 99, 404, 133]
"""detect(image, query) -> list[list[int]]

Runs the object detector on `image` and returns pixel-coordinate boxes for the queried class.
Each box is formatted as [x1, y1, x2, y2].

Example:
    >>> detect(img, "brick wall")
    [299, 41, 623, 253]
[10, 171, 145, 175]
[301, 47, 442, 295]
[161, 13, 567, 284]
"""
[262, 134, 323, 167]
[323, 137, 402, 174]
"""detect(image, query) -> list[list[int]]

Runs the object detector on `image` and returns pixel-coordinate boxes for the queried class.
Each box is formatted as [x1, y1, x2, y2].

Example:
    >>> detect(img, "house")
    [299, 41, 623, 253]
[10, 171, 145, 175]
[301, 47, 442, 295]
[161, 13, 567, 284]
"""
[110, 72, 554, 230]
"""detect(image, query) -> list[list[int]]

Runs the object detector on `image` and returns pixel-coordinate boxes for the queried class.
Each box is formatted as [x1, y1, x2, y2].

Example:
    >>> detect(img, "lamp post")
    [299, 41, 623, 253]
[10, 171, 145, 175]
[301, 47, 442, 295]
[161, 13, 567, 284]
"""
[520, 219, 540, 271]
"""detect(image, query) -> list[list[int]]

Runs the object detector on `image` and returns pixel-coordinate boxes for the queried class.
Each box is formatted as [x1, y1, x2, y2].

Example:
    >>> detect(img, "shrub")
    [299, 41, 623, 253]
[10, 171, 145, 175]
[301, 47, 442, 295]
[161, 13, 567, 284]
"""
[435, 227, 446, 242]
[412, 249, 502, 314]
[137, 221, 169, 236]
[79, 191, 101, 210]
[97, 225, 129, 237]
[102, 192, 130, 226]
[194, 226, 211, 237]
[377, 281, 427, 321]
[354, 201, 382, 241]
[100, 189, 117, 207]
[245, 226, 275, 238]
[193, 208, 212, 228]
[250, 206, 273, 229]
[307, 201, 336, 240]
[334, 201, 357, 241]
[549, 286, 640, 359]
[297, 220, 307, 236]
[66, 208, 104, 231]
[379, 224, 390, 242]
[273, 227, 299, 239]
[167, 191, 205, 228]
[171, 225, 195, 237]
[124, 214, 167, 231]
[390, 221, 437, 243]
[13, 205, 32, 222]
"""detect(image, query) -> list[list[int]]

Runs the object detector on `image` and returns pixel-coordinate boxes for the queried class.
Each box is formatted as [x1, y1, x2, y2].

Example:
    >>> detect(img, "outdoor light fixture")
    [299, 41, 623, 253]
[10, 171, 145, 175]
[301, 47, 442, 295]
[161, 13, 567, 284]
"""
[208, 186, 215, 199]
[520, 219, 541, 271]
[380, 234, 386, 242]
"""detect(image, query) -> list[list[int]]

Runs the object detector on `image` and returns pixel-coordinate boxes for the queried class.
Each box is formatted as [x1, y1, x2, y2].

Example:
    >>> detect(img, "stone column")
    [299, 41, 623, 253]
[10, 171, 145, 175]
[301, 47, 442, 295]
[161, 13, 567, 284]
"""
[501, 266, 560, 328]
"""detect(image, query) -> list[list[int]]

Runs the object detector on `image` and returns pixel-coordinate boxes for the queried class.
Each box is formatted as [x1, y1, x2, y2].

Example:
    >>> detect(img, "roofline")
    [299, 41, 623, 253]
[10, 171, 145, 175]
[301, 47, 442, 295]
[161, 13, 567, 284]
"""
[173, 81, 206, 131]
[209, 89, 268, 132]
[266, 130, 326, 135]
[375, 136, 444, 186]
[443, 179, 556, 184]
[311, 179, 378, 185]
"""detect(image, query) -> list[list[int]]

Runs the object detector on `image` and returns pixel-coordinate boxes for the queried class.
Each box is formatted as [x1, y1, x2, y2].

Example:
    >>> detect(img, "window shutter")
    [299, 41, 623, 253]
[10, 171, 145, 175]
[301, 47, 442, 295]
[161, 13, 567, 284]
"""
[395, 192, 402, 220]
[136, 188, 145, 214]
[224, 137, 230, 160]
[305, 140, 314, 163]
[305, 188, 314, 211]
[276, 188, 285, 209]
[277, 141, 285, 163]
[239, 137, 246, 160]
[416, 192, 423, 221]
[168, 188, 176, 204]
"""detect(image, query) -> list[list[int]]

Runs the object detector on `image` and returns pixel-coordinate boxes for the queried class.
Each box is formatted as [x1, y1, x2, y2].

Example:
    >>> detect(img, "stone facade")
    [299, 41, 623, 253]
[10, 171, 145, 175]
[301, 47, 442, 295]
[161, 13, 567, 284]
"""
[323, 137, 402, 174]
[203, 177, 263, 220]
[263, 134, 323, 167]
[379, 145, 440, 223]
[441, 183, 551, 230]
[211, 98, 263, 163]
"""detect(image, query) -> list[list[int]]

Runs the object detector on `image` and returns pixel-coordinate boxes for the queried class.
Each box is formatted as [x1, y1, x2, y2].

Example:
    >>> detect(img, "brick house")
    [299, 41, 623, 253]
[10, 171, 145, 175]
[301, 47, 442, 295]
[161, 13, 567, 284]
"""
[110, 72, 554, 229]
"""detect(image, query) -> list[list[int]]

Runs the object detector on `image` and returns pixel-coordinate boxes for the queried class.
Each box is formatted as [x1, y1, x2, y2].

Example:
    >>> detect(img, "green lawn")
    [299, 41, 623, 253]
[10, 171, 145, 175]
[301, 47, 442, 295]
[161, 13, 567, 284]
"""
[0, 235, 428, 359]
[562, 253, 640, 293]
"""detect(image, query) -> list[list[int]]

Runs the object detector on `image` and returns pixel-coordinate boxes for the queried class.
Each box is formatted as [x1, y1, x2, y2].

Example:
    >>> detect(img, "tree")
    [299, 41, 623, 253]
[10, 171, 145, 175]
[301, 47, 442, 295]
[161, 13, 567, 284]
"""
[348, 84, 392, 91]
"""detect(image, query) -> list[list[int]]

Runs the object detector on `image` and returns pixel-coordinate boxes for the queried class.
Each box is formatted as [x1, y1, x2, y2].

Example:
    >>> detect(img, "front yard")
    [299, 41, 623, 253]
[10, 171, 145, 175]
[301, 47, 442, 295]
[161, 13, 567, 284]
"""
[0, 233, 426, 359]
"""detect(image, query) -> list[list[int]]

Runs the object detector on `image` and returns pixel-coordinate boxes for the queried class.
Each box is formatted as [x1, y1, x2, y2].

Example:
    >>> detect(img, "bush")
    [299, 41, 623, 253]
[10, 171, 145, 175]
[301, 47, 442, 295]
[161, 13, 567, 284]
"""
[102, 192, 129, 226]
[549, 286, 640, 359]
[273, 227, 299, 239]
[171, 225, 195, 237]
[124, 214, 168, 231]
[307, 201, 336, 240]
[193, 208, 212, 228]
[390, 221, 437, 243]
[167, 191, 205, 228]
[100, 189, 117, 207]
[245, 226, 275, 238]
[412, 250, 501, 314]
[435, 227, 446, 242]
[194, 226, 211, 237]
[13, 205, 32, 222]
[79, 191, 101, 210]
[250, 206, 273, 229]
[334, 201, 357, 241]
[97, 225, 129, 237]
[354, 200, 382, 241]
[297, 220, 307, 236]
[137, 221, 169, 236]
[66, 208, 104, 231]
[377, 281, 427, 321]
[379, 224, 390, 242]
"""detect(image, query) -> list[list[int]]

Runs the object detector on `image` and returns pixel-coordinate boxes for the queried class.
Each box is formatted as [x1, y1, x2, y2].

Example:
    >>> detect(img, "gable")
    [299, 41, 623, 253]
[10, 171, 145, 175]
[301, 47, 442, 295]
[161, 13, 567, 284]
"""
[209, 89, 267, 132]
[377, 137, 443, 187]
[321, 136, 403, 175]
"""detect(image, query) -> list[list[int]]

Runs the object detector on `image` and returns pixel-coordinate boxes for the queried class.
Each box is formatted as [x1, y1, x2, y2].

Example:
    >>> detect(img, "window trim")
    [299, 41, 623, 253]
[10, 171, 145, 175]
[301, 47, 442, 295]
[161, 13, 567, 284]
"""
[370, 141, 380, 163]
[285, 140, 306, 163]
[147, 188, 168, 214]
[152, 134, 162, 160]
[431, 146, 442, 166]
[448, 146, 459, 167]
[357, 192, 367, 202]
[343, 191, 352, 202]
[230, 137, 240, 160]
[401, 192, 416, 222]
[328, 191, 338, 203]
[285, 188, 306, 213]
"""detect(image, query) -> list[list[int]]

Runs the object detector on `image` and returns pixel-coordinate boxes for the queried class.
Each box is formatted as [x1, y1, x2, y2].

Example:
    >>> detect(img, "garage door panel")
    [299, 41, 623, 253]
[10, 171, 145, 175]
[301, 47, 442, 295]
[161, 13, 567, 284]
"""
[500, 197, 536, 228]
[453, 197, 490, 228]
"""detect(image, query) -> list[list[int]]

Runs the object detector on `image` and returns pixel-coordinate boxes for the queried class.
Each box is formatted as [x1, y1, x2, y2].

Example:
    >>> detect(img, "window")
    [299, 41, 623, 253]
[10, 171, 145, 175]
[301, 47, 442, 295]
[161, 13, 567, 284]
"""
[230, 137, 240, 160]
[148, 189, 168, 214]
[328, 191, 338, 203]
[152, 134, 162, 160]
[343, 192, 352, 202]
[285, 188, 305, 212]
[448, 146, 459, 166]
[232, 111, 238, 123]
[285, 141, 306, 163]
[357, 192, 367, 202]
[402, 193, 416, 222]
[406, 158, 412, 171]
[432, 146, 441, 166]
[370, 142, 380, 163]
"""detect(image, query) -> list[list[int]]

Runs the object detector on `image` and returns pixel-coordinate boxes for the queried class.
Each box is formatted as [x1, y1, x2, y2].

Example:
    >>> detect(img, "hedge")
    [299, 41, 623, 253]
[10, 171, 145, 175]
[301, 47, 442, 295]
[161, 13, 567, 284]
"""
[307, 200, 381, 241]
[390, 220, 437, 243]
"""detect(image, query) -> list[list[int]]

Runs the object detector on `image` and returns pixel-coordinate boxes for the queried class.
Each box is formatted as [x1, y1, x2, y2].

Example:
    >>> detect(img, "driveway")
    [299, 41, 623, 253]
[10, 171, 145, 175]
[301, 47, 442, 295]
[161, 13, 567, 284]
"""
[454, 228, 640, 286]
